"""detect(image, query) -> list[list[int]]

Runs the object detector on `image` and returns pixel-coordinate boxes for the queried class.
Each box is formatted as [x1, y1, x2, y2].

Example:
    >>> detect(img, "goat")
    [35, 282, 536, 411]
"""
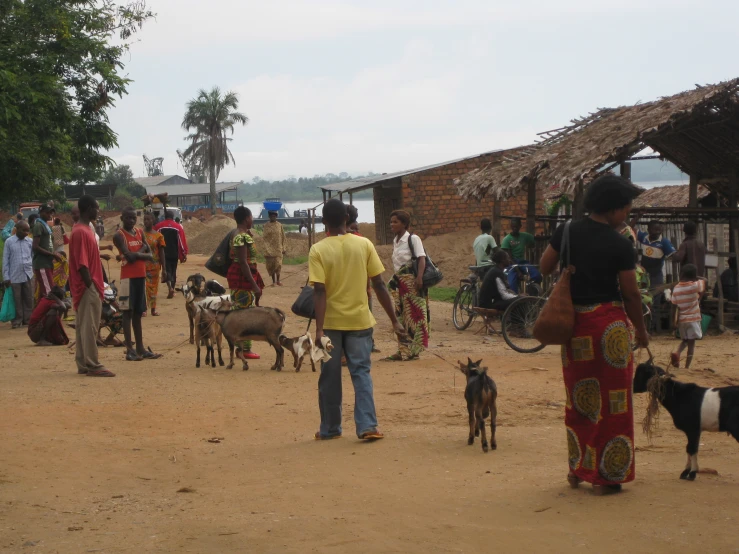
[279, 332, 316, 372]
[634, 362, 739, 480]
[192, 296, 230, 368]
[201, 304, 287, 371]
[180, 273, 227, 344]
[458, 358, 498, 452]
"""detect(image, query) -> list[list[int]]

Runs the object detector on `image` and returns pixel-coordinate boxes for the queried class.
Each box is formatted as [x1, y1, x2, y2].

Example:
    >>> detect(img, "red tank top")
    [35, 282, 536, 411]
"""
[117, 227, 146, 279]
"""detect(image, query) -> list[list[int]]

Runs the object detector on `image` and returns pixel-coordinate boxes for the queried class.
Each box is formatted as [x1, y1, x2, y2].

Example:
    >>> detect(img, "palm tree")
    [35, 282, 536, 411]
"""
[181, 88, 248, 214]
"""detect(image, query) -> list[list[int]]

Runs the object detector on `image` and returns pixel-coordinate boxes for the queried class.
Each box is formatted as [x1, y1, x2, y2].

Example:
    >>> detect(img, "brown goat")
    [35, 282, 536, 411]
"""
[209, 306, 287, 371]
[193, 301, 226, 368]
[458, 358, 498, 453]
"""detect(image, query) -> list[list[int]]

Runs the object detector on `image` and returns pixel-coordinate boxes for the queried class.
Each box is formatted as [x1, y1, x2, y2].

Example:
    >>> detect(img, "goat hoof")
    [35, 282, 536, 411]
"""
[295, 368, 300, 373]
[688, 471, 697, 481]
[680, 469, 691, 480]
[467, 437, 474, 445]
[196, 363, 200, 368]
[219, 361, 224, 367]
[482, 442, 489, 453]
[474, 429, 480, 437]
[189, 339, 194, 345]
[490, 442, 497, 450]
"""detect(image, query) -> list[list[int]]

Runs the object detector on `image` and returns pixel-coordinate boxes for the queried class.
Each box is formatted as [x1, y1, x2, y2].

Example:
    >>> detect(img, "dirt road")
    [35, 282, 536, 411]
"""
[2, 255, 739, 553]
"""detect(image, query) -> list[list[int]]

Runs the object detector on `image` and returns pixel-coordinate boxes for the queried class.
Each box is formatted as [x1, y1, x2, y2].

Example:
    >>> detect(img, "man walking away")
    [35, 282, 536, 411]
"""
[69, 196, 115, 377]
[114, 207, 161, 361]
[310, 198, 405, 441]
[674, 220, 706, 277]
[154, 209, 188, 299]
[473, 218, 498, 266]
[32, 204, 62, 303]
[263, 211, 286, 286]
[2, 221, 34, 328]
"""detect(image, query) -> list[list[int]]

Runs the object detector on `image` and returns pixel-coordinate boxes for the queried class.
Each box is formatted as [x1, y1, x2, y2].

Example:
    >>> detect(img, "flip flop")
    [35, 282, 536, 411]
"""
[125, 350, 142, 362]
[359, 430, 384, 441]
[151, 310, 161, 317]
[87, 368, 116, 377]
[314, 432, 342, 441]
[670, 352, 680, 368]
[142, 348, 162, 360]
[381, 353, 403, 362]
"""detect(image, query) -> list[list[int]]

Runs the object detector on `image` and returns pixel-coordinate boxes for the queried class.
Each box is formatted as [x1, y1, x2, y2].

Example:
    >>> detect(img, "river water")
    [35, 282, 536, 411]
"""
[244, 199, 376, 231]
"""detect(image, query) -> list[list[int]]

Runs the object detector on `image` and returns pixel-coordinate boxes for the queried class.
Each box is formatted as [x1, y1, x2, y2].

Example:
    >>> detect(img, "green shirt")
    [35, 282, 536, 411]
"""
[472, 233, 497, 266]
[32, 220, 55, 270]
[501, 232, 535, 261]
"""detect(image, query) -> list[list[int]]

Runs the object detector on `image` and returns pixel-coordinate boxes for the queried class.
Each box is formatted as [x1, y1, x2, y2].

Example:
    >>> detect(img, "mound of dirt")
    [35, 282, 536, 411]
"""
[188, 219, 237, 255]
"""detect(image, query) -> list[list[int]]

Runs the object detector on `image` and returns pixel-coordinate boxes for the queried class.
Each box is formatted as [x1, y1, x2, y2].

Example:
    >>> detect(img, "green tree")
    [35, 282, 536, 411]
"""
[181, 88, 248, 214]
[101, 164, 146, 198]
[0, 0, 153, 204]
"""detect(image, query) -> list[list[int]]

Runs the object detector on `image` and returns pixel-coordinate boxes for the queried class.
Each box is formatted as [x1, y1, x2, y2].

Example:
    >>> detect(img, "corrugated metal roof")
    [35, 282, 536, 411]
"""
[144, 182, 239, 197]
[135, 175, 191, 187]
[318, 149, 508, 194]
[632, 184, 712, 208]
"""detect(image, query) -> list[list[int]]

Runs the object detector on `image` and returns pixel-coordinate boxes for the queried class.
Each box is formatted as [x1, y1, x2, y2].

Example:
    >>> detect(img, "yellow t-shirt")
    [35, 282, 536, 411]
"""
[308, 234, 385, 331]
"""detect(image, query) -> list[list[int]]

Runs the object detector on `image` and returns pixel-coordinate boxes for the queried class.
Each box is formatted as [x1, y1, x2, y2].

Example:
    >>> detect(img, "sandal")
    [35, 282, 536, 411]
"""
[670, 352, 680, 368]
[141, 311, 147, 317]
[381, 353, 403, 362]
[87, 368, 116, 377]
[359, 430, 384, 441]
[151, 310, 160, 317]
[125, 350, 142, 362]
[314, 431, 342, 441]
[141, 348, 162, 360]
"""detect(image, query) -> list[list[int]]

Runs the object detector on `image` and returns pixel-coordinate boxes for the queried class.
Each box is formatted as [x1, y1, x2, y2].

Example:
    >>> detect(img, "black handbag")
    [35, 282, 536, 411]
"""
[291, 283, 315, 319]
[408, 233, 443, 288]
[205, 230, 236, 277]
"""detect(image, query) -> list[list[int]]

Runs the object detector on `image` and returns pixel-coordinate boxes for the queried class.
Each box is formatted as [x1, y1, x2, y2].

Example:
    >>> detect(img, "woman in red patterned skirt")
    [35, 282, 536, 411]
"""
[540, 175, 649, 495]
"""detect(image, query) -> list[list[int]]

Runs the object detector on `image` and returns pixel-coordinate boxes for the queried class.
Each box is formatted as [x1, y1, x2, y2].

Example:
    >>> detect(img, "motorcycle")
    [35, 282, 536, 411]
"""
[99, 281, 124, 347]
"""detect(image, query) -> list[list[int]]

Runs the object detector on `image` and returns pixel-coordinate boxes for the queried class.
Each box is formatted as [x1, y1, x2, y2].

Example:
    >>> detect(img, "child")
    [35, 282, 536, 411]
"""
[670, 264, 707, 368]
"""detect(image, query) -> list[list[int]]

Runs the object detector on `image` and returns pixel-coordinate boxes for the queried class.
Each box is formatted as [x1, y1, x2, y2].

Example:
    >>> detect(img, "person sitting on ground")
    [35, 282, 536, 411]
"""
[714, 257, 739, 302]
[671, 263, 707, 369]
[114, 206, 161, 361]
[473, 218, 498, 266]
[27, 286, 69, 346]
[310, 198, 405, 441]
[478, 250, 519, 312]
[674, 220, 706, 278]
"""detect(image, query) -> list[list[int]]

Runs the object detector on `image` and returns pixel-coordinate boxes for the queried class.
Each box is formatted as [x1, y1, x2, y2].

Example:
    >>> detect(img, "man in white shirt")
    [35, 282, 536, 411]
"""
[472, 218, 498, 266]
[2, 221, 34, 327]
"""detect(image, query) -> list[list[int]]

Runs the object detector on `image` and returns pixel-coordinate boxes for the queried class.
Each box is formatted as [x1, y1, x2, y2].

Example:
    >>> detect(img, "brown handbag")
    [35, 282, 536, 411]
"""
[533, 221, 576, 345]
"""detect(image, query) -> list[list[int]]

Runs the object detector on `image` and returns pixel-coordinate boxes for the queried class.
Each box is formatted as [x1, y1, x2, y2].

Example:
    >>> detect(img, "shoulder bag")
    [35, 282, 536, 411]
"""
[292, 280, 315, 319]
[205, 229, 237, 278]
[408, 233, 443, 288]
[532, 221, 576, 345]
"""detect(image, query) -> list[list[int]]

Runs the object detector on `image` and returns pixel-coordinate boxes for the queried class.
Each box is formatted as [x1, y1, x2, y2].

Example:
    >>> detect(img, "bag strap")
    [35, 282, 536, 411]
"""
[407, 232, 417, 261]
[560, 220, 572, 271]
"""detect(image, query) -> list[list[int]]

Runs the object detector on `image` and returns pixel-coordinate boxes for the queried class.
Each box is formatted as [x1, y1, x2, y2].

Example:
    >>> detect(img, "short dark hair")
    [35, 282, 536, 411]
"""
[234, 206, 251, 224]
[480, 218, 492, 233]
[28, 214, 38, 227]
[165, 210, 174, 219]
[53, 217, 61, 226]
[347, 204, 359, 225]
[390, 210, 411, 229]
[323, 198, 348, 228]
[647, 220, 662, 230]
[684, 220, 697, 236]
[680, 263, 698, 280]
[584, 175, 642, 214]
[50, 286, 66, 300]
[492, 250, 509, 265]
[510, 217, 522, 226]
[78, 195, 97, 215]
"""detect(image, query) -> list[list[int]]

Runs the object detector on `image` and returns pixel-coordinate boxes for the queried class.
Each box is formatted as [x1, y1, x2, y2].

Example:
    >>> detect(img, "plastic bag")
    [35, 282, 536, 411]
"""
[0, 289, 16, 322]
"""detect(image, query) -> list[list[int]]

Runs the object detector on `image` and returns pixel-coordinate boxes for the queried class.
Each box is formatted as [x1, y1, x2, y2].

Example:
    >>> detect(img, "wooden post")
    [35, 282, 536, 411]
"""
[688, 174, 699, 208]
[620, 161, 631, 180]
[492, 200, 501, 246]
[731, 171, 739, 260]
[349, 192, 353, 206]
[572, 180, 585, 219]
[714, 238, 725, 330]
[526, 178, 537, 234]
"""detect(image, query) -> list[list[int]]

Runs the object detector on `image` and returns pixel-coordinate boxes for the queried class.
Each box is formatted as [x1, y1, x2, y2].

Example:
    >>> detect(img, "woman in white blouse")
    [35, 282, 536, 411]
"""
[385, 210, 429, 361]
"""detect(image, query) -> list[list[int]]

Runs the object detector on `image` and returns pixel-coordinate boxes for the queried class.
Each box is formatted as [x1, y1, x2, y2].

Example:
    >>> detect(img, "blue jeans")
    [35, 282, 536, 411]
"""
[318, 329, 377, 438]
[506, 261, 542, 292]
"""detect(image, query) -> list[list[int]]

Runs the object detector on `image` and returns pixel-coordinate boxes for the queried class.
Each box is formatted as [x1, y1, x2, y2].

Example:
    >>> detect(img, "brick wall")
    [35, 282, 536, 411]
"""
[398, 152, 547, 240]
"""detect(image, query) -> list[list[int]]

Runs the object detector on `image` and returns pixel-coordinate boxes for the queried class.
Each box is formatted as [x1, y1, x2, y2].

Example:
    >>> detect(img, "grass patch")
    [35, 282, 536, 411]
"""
[284, 255, 308, 265]
[428, 286, 458, 303]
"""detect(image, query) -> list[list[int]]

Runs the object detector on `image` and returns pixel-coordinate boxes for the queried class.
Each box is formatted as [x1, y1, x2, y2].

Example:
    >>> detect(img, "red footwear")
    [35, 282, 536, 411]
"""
[670, 352, 680, 368]
[243, 351, 260, 360]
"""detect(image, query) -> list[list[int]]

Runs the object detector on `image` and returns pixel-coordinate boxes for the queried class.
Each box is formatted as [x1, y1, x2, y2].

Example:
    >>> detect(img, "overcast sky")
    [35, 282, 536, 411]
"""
[108, 0, 738, 182]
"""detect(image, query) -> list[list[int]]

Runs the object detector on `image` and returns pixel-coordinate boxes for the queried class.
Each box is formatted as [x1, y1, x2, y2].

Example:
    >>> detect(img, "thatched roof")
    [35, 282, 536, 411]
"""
[457, 78, 739, 201]
[632, 184, 713, 209]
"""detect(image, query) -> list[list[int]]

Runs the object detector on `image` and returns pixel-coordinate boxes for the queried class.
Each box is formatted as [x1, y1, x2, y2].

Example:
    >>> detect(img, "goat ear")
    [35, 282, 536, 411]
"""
[457, 361, 469, 375]
[467, 357, 473, 366]
[475, 359, 483, 367]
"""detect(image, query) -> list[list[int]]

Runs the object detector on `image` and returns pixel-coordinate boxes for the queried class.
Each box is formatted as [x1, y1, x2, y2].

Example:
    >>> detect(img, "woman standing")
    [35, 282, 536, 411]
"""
[50, 218, 70, 293]
[143, 213, 167, 317]
[227, 206, 265, 361]
[539, 175, 648, 495]
[51, 218, 66, 253]
[385, 210, 429, 361]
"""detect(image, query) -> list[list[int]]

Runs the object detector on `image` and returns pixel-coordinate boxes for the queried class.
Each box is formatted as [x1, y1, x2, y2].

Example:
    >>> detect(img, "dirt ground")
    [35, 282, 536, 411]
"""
[3, 252, 739, 553]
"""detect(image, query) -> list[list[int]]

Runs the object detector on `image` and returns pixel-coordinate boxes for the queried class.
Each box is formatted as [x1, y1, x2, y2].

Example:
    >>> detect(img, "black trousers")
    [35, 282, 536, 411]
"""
[165, 257, 178, 288]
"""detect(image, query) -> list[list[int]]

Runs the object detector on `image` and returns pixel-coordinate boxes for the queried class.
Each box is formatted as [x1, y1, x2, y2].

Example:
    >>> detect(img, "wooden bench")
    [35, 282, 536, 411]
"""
[471, 307, 504, 336]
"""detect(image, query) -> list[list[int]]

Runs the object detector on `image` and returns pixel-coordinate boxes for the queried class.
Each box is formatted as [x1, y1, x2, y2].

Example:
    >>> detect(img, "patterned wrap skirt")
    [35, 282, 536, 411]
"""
[563, 302, 635, 486]
[388, 266, 429, 360]
[145, 263, 160, 310]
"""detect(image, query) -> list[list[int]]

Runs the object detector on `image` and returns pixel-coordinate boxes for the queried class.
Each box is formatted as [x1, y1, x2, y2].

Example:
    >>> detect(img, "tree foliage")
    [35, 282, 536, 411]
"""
[102, 164, 146, 198]
[182, 88, 248, 214]
[0, 0, 153, 204]
[238, 173, 376, 202]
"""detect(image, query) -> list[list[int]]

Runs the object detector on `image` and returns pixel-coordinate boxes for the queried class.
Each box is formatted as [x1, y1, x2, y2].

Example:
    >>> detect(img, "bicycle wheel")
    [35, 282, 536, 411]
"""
[502, 296, 546, 353]
[525, 282, 543, 297]
[453, 284, 476, 330]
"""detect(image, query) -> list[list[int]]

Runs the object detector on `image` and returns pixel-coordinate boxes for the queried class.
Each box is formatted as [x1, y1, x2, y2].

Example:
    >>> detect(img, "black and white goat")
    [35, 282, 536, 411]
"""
[179, 274, 227, 344]
[193, 296, 230, 368]
[458, 358, 498, 453]
[634, 362, 739, 480]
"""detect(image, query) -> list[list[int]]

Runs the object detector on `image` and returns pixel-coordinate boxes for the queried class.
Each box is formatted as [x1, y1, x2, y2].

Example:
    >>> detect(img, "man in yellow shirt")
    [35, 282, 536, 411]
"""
[309, 199, 404, 441]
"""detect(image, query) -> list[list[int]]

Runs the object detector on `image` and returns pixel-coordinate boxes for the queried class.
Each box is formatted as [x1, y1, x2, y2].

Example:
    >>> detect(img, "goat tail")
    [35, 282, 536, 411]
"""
[274, 308, 287, 322]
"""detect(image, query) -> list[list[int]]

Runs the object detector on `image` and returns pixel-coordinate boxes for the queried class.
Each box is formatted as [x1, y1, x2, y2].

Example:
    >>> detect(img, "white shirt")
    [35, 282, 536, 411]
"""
[89, 222, 100, 246]
[392, 231, 426, 273]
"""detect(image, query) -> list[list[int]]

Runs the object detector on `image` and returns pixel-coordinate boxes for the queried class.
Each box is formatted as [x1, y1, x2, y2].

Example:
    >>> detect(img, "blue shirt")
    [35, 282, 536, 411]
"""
[2, 235, 34, 284]
[637, 231, 675, 274]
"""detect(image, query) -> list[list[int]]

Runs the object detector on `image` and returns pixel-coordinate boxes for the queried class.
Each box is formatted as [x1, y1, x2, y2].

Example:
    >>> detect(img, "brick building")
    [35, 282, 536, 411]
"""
[320, 148, 545, 245]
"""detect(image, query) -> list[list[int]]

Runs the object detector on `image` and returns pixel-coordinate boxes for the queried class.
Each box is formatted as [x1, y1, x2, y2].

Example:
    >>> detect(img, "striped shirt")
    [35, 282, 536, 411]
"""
[2, 235, 34, 283]
[671, 280, 705, 323]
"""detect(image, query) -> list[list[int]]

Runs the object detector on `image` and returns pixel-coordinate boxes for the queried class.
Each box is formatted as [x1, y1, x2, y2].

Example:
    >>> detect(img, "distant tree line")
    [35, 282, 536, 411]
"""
[238, 173, 377, 201]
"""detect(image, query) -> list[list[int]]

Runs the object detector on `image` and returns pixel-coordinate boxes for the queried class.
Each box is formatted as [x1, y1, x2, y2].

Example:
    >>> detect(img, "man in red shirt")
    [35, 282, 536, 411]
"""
[69, 196, 115, 377]
[154, 209, 188, 299]
[114, 206, 160, 361]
